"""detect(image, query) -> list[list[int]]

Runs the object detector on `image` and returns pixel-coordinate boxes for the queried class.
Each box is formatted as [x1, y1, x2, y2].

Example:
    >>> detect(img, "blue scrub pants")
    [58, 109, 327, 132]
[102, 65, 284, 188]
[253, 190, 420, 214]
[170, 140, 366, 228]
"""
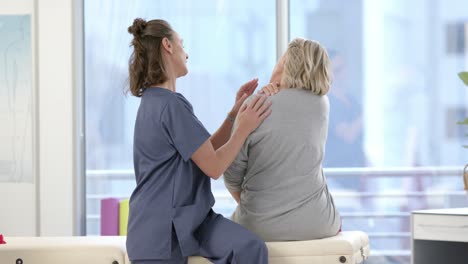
[132, 210, 268, 264]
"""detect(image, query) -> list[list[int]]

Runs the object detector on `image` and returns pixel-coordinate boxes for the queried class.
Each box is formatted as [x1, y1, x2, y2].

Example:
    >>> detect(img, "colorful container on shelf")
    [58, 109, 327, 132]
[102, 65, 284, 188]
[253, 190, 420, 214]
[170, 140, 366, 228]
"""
[100, 198, 120, 236]
[119, 198, 130, 236]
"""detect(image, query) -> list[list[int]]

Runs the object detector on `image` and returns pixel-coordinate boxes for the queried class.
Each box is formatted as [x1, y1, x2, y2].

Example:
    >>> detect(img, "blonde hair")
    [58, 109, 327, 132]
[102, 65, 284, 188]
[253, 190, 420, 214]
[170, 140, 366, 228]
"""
[281, 38, 332, 95]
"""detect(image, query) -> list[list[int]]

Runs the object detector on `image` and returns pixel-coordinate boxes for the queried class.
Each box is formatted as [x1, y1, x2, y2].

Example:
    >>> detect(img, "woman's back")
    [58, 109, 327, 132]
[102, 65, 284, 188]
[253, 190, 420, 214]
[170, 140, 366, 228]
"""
[224, 88, 341, 241]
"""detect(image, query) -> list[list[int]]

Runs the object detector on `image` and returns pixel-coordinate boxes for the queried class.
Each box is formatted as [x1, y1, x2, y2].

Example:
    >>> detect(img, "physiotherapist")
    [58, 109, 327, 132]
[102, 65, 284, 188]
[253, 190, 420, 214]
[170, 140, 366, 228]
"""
[125, 18, 272, 264]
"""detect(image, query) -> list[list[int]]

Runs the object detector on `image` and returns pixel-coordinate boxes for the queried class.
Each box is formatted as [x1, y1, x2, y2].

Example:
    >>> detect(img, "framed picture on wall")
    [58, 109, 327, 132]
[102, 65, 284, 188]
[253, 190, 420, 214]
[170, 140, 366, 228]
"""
[0, 4, 35, 183]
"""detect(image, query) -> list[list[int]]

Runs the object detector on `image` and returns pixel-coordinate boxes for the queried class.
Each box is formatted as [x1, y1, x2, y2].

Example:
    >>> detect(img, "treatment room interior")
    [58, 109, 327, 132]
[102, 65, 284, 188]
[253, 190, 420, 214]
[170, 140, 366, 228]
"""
[0, 0, 467, 264]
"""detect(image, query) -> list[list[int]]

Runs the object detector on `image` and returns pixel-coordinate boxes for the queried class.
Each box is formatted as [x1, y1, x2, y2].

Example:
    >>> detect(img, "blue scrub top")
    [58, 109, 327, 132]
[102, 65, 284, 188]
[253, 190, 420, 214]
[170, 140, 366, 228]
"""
[126, 87, 214, 260]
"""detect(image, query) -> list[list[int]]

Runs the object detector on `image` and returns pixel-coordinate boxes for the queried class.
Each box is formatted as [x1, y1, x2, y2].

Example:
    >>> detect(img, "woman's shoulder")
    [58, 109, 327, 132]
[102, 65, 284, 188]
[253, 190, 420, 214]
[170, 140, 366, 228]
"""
[140, 90, 194, 119]
[145, 89, 191, 107]
[242, 89, 329, 113]
[272, 88, 328, 102]
[159, 92, 195, 117]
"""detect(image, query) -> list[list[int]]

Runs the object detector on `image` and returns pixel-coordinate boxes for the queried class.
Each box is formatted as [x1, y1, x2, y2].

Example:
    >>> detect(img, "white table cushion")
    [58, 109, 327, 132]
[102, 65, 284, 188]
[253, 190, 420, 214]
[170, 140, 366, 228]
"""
[188, 231, 370, 264]
[0, 236, 129, 264]
[0, 231, 369, 264]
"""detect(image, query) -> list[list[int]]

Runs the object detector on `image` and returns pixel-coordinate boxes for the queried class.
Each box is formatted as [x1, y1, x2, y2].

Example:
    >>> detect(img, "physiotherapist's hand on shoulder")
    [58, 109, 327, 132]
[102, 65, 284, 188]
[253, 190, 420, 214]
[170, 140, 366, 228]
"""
[236, 95, 272, 134]
[230, 78, 259, 118]
[191, 94, 271, 180]
[258, 82, 280, 96]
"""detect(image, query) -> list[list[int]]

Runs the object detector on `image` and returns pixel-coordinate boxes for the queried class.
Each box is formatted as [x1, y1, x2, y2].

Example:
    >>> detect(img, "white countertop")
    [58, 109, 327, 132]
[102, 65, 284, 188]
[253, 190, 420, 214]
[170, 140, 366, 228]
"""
[412, 208, 468, 216]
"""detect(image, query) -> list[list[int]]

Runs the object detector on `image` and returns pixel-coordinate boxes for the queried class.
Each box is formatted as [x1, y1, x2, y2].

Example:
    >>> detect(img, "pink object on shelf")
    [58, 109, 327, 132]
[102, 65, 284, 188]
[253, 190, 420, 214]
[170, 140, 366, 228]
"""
[100, 198, 120, 236]
[0, 234, 6, 244]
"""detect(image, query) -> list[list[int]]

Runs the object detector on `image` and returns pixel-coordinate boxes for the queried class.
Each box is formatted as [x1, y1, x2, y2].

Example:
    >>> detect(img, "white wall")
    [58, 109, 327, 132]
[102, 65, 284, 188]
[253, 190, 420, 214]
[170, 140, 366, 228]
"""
[37, 0, 82, 236]
[0, 0, 83, 236]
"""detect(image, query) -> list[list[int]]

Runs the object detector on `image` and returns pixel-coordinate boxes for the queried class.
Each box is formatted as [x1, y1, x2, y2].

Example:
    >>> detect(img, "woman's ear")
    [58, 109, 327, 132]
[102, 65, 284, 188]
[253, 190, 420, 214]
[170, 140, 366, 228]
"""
[162, 37, 173, 54]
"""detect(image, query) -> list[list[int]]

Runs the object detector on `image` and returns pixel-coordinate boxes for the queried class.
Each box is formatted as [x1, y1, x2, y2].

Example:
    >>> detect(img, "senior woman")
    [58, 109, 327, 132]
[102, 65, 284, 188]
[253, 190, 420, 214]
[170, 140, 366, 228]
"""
[224, 38, 341, 241]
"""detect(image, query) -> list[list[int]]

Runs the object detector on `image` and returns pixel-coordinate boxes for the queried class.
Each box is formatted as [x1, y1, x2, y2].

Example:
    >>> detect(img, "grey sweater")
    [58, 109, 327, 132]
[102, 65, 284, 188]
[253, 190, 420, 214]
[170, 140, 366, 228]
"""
[224, 88, 341, 241]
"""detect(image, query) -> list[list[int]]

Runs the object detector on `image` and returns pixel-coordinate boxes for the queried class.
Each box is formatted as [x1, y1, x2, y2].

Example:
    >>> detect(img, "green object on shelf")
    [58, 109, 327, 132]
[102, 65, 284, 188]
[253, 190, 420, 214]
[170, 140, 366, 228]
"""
[457, 118, 468, 126]
[458, 71, 468, 86]
[119, 199, 129, 236]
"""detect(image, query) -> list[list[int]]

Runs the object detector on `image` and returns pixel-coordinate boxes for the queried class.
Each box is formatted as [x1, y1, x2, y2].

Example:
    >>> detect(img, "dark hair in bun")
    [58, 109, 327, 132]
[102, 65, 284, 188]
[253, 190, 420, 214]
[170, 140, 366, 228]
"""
[127, 18, 174, 97]
[128, 18, 147, 37]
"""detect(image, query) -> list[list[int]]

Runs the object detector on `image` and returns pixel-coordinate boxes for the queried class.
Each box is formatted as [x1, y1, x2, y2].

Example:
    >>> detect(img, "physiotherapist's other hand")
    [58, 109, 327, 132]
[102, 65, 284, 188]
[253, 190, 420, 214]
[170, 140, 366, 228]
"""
[237, 95, 272, 133]
[230, 78, 259, 117]
[258, 82, 280, 96]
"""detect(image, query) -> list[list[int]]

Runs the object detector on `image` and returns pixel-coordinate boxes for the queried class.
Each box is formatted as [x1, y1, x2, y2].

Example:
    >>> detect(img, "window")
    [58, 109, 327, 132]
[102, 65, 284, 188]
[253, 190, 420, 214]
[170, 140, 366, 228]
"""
[85, 1, 467, 263]
[84, 0, 276, 234]
[290, 0, 468, 262]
